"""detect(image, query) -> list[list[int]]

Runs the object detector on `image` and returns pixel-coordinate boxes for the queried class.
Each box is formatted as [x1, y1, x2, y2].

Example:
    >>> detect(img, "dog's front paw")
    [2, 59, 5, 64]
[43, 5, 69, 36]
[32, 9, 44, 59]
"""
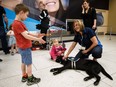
[94, 81, 99, 86]
[84, 77, 90, 81]
[50, 69, 55, 72]
[53, 72, 60, 75]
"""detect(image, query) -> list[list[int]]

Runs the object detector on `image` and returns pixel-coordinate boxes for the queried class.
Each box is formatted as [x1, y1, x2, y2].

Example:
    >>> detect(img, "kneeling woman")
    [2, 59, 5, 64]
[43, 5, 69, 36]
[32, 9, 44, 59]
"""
[63, 20, 102, 61]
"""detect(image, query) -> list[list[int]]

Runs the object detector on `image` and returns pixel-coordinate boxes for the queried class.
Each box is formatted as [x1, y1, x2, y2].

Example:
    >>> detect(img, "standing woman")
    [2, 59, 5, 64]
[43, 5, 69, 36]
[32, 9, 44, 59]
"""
[81, 0, 97, 31]
[63, 20, 102, 61]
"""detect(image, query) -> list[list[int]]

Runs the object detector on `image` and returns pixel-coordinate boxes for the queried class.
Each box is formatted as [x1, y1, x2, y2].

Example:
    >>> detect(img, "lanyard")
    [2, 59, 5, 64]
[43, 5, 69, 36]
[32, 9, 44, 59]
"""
[81, 35, 83, 46]
[80, 35, 85, 50]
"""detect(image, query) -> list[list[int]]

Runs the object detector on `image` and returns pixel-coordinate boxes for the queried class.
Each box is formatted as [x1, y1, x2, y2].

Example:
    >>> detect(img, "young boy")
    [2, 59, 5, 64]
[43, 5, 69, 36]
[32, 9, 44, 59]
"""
[12, 4, 45, 86]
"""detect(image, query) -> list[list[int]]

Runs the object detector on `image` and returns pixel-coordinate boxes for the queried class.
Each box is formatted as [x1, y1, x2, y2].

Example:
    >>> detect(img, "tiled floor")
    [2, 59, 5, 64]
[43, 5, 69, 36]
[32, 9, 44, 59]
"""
[0, 35, 116, 87]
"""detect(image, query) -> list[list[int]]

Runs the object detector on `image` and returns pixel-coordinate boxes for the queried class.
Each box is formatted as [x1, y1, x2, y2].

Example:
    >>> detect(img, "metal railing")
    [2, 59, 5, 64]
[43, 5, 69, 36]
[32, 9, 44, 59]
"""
[96, 26, 113, 40]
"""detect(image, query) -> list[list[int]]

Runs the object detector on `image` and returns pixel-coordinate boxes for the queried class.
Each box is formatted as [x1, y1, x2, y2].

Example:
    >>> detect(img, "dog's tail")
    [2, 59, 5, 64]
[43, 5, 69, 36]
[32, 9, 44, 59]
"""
[101, 66, 113, 80]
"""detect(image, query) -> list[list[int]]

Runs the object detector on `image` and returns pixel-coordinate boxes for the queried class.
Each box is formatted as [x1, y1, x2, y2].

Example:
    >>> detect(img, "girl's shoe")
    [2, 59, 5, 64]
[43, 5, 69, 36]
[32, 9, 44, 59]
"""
[11, 52, 14, 55]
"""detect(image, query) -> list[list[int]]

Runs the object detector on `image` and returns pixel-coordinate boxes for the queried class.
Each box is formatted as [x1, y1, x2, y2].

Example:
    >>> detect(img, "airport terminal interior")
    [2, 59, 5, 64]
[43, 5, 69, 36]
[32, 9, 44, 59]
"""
[0, 35, 116, 87]
[0, 0, 116, 87]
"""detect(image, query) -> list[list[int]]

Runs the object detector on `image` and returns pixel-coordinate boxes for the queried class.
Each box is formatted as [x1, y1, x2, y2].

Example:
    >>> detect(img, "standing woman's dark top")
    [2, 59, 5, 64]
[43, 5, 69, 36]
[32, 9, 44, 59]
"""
[81, 7, 97, 28]
[81, 0, 97, 31]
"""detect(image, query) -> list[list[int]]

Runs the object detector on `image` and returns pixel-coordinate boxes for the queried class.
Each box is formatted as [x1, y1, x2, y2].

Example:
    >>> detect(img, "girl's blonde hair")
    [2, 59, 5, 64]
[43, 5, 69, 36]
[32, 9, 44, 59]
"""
[73, 20, 85, 34]
[51, 39, 60, 45]
[52, 39, 59, 43]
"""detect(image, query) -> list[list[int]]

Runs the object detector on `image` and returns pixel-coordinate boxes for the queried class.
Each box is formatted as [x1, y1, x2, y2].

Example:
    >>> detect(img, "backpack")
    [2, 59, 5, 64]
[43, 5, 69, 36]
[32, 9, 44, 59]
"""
[96, 12, 104, 26]
[91, 8, 104, 26]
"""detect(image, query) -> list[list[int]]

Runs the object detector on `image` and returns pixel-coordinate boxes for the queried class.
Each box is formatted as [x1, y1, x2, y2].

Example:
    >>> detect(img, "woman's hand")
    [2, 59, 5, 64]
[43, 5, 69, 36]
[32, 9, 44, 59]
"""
[82, 5, 84, 10]
[92, 24, 96, 30]
[57, 51, 62, 56]
[82, 5, 85, 14]
[63, 55, 68, 60]
[82, 50, 88, 54]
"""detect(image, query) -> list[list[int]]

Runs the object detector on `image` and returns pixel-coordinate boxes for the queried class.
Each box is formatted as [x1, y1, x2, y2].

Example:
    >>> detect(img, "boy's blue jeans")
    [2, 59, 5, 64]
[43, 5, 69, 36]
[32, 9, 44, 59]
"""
[18, 48, 32, 65]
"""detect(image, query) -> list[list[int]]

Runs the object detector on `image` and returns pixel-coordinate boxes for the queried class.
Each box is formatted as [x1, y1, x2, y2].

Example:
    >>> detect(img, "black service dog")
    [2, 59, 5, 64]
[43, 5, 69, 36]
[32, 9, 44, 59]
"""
[50, 57, 113, 86]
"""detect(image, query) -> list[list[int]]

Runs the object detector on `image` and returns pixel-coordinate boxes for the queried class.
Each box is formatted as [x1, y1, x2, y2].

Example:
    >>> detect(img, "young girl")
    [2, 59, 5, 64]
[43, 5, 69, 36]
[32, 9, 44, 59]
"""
[7, 25, 18, 55]
[49, 39, 66, 61]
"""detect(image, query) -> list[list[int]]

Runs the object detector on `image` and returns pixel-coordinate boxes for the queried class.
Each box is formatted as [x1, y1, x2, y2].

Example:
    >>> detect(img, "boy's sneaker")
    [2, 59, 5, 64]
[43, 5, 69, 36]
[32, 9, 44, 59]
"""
[27, 75, 41, 86]
[21, 76, 28, 82]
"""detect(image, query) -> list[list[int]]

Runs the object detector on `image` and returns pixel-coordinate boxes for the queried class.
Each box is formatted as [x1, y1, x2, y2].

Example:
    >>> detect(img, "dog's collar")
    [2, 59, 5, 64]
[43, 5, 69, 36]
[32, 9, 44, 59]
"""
[72, 59, 80, 69]
[68, 57, 80, 69]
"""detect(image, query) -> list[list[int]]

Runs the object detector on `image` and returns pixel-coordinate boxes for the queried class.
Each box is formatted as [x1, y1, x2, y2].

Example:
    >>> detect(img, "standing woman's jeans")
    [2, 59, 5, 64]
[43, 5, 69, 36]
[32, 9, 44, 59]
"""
[0, 26, 9, 54]
[74, 45, 102, 60]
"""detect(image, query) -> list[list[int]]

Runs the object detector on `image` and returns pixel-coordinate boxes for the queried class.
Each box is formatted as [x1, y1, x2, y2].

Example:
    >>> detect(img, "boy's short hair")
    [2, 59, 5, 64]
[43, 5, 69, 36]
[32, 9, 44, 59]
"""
[14, 4, 29, 15]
